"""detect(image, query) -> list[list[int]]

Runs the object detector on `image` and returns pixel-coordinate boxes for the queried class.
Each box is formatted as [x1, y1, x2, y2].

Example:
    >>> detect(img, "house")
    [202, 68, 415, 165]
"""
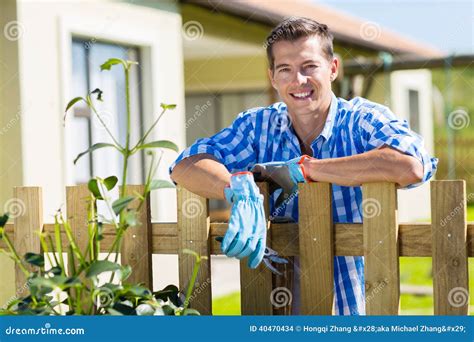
[0, 0, 443, 304]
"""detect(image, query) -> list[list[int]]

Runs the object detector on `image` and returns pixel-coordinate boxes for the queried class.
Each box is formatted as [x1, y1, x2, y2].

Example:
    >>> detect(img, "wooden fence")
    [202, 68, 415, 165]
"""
[0, 180, 471, 315]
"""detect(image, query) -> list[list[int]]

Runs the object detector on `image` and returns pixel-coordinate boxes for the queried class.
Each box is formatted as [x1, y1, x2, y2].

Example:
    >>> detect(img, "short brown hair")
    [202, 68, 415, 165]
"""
[265, 17, 334, 70]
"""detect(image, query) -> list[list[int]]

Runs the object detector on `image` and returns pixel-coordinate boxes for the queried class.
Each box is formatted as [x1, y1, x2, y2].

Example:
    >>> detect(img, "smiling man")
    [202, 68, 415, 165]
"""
[170, 17, 438, 315]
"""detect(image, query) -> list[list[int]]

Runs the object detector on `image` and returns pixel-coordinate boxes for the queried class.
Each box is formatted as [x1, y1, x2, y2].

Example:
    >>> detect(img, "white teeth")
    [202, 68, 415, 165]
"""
[293, 91, 311, 98]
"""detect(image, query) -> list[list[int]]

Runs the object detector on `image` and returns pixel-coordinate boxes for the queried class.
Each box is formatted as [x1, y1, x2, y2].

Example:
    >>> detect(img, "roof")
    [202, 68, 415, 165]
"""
[184, 0, 444, 58]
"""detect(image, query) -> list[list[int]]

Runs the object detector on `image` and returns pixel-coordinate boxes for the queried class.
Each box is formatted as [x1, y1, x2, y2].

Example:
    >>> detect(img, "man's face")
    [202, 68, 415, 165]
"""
[268, 35, 338, 118]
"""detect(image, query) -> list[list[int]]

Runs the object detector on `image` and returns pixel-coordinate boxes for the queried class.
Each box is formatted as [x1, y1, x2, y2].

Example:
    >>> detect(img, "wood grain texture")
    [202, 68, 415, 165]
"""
[12, 187, 43, 293]
[298, 182, 334, 315]
[431, 180, 469, 315]
[363, 182, 400, 315]
[240, 182, 274, 315]
[177, 185, 212, 315]
[120, 185, 153, 289]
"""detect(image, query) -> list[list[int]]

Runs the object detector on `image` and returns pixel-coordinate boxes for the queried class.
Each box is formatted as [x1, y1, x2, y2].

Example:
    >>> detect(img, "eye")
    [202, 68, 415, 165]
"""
[278, 67, 290, 73]
[305, 64, 318, 69]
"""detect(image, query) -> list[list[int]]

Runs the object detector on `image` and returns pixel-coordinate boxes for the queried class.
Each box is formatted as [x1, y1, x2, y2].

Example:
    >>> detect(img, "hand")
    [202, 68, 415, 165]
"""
[222, 172, 267, 268]
[251, 155, 312, 206]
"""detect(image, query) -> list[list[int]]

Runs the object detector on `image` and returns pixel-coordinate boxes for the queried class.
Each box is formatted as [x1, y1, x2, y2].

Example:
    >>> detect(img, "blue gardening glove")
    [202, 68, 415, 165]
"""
[222, 172, 267, 269]
[251, 155, 312, 207]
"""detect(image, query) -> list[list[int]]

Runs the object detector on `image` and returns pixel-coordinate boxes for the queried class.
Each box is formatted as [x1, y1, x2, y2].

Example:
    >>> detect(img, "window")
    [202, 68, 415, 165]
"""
[67, 39, 144, 184]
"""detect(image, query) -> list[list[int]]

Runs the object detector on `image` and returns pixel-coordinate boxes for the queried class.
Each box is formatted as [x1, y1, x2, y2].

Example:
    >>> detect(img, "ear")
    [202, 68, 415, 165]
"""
[330, 57, 339, 81]
[267, 68, 277, 90]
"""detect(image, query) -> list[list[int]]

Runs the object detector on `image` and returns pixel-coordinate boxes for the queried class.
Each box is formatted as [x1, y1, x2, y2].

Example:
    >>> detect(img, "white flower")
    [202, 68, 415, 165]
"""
[136, 303, 155, 316]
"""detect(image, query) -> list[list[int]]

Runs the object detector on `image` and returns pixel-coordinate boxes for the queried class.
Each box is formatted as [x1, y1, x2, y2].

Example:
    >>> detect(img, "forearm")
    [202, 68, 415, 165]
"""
[303, 146, 423, 187]
[170, 154, 231, 200]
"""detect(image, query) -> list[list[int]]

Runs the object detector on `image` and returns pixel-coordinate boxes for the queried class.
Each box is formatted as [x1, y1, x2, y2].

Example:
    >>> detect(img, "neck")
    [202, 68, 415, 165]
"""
[290, 95, 332, 147]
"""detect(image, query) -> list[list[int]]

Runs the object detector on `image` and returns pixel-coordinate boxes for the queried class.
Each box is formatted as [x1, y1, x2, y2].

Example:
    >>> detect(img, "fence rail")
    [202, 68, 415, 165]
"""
[1, 180, 471, 315]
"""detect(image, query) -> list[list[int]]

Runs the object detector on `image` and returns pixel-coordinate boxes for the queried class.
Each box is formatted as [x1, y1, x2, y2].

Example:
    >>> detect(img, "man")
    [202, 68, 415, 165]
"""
[170, 17, 438, 315]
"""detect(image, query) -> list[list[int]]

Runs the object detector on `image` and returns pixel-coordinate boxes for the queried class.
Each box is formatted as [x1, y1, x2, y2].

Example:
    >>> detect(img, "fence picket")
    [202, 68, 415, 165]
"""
[177, 185, 212, 315]
[121, 185, 153, 289]
[363, 182, 399, 315]
[13, 187, 43, 292]
[239, 182, 274, 315]
[298, 182, 334, 315]
[431, 180, 469, 315]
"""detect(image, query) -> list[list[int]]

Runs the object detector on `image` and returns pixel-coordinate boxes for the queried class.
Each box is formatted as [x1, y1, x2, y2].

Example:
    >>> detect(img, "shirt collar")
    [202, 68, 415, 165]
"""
[317, 92, 339, 142]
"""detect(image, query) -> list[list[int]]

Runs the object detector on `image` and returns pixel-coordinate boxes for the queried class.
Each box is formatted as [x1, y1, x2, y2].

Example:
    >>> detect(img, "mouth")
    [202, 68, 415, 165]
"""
[289, 89, 314, 101]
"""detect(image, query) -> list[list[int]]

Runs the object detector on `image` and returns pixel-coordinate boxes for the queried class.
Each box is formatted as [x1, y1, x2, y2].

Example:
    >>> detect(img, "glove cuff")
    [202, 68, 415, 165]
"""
[224, 171, 257, 203]
[297, 155, 314, 183]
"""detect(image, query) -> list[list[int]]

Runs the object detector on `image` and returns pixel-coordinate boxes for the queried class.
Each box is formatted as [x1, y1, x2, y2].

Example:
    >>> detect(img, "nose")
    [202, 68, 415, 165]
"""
[294, 71, 308, 86]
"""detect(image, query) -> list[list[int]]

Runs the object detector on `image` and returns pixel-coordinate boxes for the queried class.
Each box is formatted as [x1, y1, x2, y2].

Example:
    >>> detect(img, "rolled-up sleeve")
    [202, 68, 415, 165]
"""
[169, 111, 257, 177]
[356, 104, 438, 189]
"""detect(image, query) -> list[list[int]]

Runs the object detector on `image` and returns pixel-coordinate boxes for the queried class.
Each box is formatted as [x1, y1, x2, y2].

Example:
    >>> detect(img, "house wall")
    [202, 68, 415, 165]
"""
[0, 0, 186, 305]
[391, 69, 435, 222]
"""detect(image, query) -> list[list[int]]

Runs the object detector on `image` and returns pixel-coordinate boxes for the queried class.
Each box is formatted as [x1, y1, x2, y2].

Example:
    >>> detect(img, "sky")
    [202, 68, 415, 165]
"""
[316, 0, 473, 54]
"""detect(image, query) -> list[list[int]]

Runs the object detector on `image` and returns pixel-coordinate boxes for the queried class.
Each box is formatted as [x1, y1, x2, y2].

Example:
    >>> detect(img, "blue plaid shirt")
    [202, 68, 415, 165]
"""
[170, 93, 438, 315]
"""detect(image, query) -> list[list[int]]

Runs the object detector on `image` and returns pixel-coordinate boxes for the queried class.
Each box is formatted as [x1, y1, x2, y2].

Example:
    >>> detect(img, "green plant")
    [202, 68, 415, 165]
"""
[0, 58, 202, 316]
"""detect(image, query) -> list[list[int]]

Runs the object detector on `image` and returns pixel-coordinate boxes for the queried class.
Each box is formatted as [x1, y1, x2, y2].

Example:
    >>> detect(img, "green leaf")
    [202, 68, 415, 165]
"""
[103, 176, 118, 191]
[0, 213, 8, 227]
[123, 211, 138, 227]
[153, 285, 181, 307]
[137, 140, 179, 153]
[88, 176, 118, 200]
[125, 285, 151, 298]
[47, 266, 62, 276]
[149, 179, 175, 191]
[182, 308, 200, 315]
[91, 88, 103, 101]
[120, 265, 132, 281]
[112, 196, 134, 215]
[111, 302, 136, 315]
[88, 179, 103, 200]
[24, 253, 44, 267]
[161, 305, 175, 315]
[100, 58, 125, 71]
[85, 260, 121, 278]
[74, 143, 117, 165]
[65, 96, 84, 113]
[160, 103, 176, 110]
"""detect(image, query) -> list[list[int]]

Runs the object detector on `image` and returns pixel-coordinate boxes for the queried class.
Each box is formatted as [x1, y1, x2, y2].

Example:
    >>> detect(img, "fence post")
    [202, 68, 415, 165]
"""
[121, 185, 153, 289]
[13, 187, 43, 293]
[363, 182, 399, 315]
[240, 182, 274, 315]
[431, 180, 469, 315]
[177, 186, 212, 315]
[298, 182, 334, 315]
